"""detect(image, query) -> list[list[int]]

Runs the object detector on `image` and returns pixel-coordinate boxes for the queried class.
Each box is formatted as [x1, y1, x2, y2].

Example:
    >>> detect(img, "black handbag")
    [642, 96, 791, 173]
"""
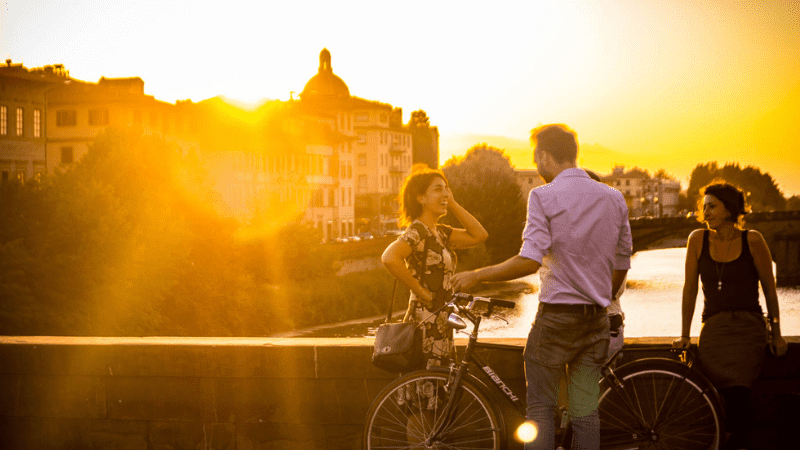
[372, 280, 423, 373]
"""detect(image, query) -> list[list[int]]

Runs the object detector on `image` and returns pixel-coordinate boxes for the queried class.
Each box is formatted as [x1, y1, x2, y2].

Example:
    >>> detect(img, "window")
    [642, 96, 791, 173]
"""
[358, 153, 367, 167]
[57, 110, 77, 126]
[626, 179, 631, 186]
[357, 133, 366, 144]
[355, 113, 369, 122]
[88, 108, 109, 126]
[33, 109, 41, 137]
[1, 171, 7, 182]
[16, 108, 23, 136]
[0, 106, 6, 135]
[312, 189, 323, 207]
[61, 146, 74, 165]
[358, 175, 367, 191]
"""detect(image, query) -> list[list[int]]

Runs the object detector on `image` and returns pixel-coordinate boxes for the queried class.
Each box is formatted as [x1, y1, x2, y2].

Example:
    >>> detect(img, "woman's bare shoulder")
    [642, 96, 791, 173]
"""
[687, 229, 706, 245]
[746, 229, 766, 242]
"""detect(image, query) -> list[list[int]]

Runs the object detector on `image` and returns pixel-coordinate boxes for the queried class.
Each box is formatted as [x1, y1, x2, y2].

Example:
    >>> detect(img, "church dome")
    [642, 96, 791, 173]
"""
[301, 48, 350, 99]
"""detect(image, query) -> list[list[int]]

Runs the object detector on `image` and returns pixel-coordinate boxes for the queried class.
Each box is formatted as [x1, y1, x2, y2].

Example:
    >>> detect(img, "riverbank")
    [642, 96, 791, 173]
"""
[272, 279, 535, 337]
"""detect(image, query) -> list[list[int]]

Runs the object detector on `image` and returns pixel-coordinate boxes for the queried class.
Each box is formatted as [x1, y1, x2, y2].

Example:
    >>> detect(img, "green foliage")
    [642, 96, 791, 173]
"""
[283, 268, 403, 328]
[687, 162, 786, 213]
[786, 196, 800, 211]
[0, 127, 364, 337]
[653, 168, 675, 180]
[442, 145, 526, 265]
[241, 222, 338, 284]
[408, 110, 436, 169]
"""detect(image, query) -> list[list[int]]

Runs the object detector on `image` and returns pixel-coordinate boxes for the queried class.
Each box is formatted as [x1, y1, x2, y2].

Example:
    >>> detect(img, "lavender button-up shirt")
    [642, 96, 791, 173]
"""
[520, 168, 632, 307]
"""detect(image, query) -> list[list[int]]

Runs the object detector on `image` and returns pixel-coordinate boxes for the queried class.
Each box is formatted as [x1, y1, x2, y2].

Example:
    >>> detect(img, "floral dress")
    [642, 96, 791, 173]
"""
[399, 220, 457, 369]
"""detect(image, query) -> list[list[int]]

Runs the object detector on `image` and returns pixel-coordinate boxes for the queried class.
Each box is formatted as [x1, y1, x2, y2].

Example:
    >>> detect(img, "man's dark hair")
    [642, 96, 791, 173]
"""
[530, 124, 578, 164]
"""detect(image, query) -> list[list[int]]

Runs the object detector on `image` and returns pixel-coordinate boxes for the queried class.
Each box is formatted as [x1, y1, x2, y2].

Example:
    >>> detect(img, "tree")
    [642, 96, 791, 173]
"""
[408, 110, 437, 169]
[786, 196, 800, 211]
[653, 168, 675, 180]
[687, 162, 786, 213]
[442, 145, 526, 265]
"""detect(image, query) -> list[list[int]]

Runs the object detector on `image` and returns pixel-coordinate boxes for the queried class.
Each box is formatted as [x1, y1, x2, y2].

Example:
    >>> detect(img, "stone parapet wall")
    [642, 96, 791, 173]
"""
[0, 336, 797, 449]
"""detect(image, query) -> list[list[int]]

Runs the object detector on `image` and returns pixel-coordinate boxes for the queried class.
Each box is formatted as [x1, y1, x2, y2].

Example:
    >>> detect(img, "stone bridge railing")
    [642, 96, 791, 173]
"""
[631, 210, 800, 285]
[1, 336, 798, 449]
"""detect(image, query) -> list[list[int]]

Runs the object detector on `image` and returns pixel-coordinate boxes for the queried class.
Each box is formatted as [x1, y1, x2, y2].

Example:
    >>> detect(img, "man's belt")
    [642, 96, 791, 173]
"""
[541, 303, 607, 315]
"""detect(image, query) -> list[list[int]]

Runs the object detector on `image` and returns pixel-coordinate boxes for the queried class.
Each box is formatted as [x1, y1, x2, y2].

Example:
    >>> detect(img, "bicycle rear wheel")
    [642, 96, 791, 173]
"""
[363, 369, 504, 450]
[598, 358, 723, 450]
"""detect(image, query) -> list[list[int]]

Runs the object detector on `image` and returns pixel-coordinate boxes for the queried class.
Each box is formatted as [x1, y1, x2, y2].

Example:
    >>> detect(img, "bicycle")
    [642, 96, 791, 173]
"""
[363, 293, 725, 450]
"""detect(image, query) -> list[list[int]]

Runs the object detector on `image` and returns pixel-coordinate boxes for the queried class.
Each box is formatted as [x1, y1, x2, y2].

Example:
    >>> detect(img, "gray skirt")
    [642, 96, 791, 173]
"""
[698, 311, 767, 389]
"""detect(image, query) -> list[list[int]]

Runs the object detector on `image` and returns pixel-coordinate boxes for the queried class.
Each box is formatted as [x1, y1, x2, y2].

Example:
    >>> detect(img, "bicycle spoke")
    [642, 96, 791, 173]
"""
[599, 362, 722, 450]
[365, 372, 501, 450]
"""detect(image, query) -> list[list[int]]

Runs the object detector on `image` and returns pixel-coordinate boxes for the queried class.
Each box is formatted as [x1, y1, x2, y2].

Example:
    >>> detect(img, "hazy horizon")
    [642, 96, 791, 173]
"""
[6, 0, 799, 195]
[439, 132, 798, 196]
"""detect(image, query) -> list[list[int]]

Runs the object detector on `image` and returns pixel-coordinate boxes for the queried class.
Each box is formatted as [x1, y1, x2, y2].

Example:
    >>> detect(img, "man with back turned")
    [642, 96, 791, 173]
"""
[452, 124, 632, 450]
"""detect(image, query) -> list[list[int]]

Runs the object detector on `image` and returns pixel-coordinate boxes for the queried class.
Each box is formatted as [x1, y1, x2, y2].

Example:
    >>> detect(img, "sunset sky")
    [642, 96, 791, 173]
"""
[4, 0, 799, 195]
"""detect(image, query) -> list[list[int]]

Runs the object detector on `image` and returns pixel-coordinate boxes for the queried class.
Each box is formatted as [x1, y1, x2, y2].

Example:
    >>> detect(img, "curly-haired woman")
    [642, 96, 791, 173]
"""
[382, 165, 488, 369]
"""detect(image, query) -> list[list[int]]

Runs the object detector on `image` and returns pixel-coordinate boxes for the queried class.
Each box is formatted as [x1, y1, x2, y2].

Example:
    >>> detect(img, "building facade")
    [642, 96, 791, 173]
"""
[603, 166, 681, 217]
[2, 50, 432, 242]
[514, 168, 544, 201]
[45, 76, 198, 171]
[192, 49, 421, 241]
[0, 60, 70, 183]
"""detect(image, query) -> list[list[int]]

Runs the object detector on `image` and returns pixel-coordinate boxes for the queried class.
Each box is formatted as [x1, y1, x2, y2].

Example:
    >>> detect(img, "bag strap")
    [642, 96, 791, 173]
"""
[385, 225, 432, 324]
[384, 279, 399, 324]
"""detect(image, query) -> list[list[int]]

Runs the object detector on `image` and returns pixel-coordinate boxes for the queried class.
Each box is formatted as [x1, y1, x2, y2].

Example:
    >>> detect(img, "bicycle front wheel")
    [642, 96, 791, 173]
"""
[363, 369, 504, 450]
[598, 358, 723, 450]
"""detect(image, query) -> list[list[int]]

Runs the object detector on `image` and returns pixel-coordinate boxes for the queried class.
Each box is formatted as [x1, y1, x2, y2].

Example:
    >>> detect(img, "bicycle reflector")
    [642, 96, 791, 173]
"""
[515, 421, 538, 443]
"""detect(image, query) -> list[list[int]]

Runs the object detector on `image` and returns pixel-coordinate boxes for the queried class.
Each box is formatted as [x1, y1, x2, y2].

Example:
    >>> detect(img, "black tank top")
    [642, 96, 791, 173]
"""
[698, 229, 762, 321]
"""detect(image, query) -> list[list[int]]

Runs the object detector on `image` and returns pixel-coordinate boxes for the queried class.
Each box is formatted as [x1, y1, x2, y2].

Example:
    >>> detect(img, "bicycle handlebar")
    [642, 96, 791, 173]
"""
[480, 297, 516, 309]
[451, 293, 516, 313]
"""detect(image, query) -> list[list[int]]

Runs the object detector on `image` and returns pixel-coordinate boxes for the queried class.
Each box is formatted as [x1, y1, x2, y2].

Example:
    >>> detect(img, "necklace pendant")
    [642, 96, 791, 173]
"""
[717, 281, 722, 291]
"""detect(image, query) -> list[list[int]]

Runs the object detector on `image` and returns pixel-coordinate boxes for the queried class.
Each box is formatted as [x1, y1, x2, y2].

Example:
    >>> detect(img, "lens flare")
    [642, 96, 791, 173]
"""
[516, 421, 538, 443]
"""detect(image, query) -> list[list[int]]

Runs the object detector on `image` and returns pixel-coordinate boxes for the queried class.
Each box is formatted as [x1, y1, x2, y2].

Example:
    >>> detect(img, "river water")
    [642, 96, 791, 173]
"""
[287, 247, 800, 338]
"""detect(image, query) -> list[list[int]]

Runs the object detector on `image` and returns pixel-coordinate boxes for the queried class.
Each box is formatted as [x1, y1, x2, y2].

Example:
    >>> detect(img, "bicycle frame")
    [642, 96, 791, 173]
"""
[600, 345, 724, 436]
[424, 299, 527, 446]
[415, 294, 724, 449]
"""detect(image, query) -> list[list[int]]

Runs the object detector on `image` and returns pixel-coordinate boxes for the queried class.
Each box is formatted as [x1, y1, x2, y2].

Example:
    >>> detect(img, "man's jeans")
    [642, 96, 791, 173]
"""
[523, 303, 609, 450]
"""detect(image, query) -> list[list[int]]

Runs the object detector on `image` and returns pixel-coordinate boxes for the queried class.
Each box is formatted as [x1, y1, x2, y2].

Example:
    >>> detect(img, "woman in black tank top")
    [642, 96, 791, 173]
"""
[672, 182, 787, 450]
